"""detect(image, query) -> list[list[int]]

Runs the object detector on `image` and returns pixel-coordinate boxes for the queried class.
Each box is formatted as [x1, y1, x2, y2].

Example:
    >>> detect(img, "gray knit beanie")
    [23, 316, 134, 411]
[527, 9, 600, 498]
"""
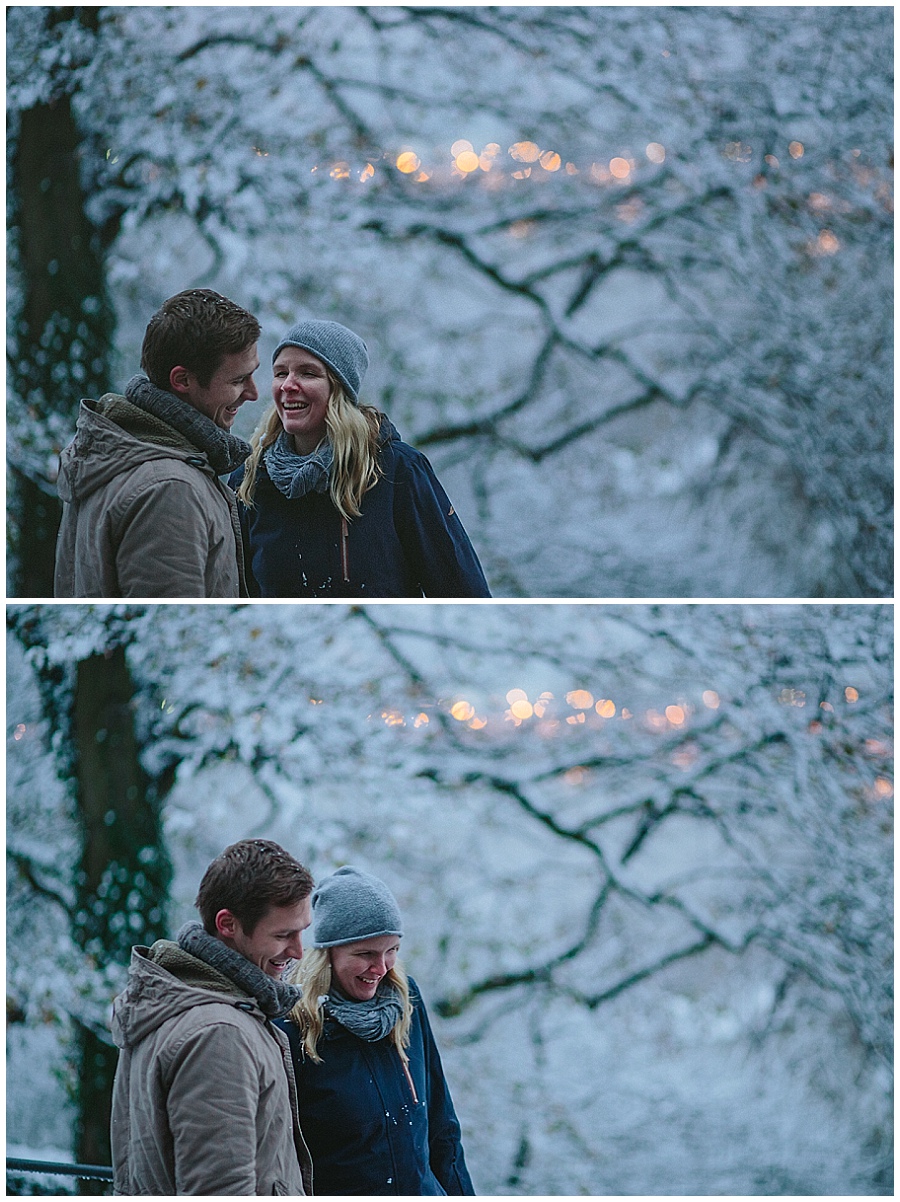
[311, 866, 403, 948]
[272, 319, 369, 401]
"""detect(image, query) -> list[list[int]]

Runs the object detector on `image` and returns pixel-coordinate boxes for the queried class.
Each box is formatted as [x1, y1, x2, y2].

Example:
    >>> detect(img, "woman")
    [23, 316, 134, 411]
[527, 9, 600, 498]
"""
[231, 319, 491, 596]
[279, 866, 476, 1196]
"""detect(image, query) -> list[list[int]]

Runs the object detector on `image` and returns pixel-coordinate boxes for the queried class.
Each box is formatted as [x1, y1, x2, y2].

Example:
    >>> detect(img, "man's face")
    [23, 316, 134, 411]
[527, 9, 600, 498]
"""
[180, 344, 260, 431]
[217, 897, 311, 979]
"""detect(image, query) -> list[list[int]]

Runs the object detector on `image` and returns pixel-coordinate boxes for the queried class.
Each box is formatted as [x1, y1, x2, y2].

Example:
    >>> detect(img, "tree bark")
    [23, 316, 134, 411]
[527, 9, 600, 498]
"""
[8, 7, 115, 597]
[71, 645, 171, 1188]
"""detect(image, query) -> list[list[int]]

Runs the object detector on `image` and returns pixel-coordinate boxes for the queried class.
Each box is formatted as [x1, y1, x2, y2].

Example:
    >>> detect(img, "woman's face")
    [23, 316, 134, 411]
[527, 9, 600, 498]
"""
[272, 347, 331, 455]
[330, 934, 401, 1001]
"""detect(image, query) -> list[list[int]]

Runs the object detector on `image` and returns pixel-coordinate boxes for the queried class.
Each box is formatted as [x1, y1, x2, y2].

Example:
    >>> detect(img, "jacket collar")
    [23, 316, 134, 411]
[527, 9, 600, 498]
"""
[125, 374, 251, 475]
[177, 921, 301, 1018]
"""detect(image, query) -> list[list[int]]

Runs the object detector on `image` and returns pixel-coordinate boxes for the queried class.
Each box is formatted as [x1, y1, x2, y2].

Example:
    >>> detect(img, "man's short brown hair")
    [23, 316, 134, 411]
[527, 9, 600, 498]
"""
[195, 839, 314, 935]
[141, 288, 261, 389]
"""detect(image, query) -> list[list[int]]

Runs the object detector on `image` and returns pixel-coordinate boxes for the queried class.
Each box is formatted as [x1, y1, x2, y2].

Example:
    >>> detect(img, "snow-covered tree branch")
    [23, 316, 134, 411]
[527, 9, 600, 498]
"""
[7, 5, 892, 596]
[7, 602, 892, 1192]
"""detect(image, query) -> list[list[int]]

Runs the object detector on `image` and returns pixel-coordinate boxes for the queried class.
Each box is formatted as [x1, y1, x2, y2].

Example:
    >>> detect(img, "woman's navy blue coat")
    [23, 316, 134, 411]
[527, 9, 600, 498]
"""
[276, 981, 475, 1196]
[230, 421, 490, 598]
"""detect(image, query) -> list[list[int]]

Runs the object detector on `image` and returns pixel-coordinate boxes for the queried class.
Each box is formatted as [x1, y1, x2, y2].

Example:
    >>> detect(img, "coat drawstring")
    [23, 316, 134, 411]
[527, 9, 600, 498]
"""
[400, 1054, 418, 1104]
[341, 516, 350, 583]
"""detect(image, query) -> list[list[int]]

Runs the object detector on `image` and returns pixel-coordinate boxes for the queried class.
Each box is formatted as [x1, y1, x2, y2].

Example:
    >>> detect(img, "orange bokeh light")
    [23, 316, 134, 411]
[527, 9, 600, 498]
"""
[509, 141, 541, 163]
[455, 151, 480, 173]
[396, 151, 420, 174]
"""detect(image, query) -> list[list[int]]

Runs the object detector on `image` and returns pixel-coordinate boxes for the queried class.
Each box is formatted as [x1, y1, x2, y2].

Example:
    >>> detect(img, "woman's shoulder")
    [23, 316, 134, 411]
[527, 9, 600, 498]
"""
[406, 975, 427, 1010]
[392, 441, 428, 466]
[382, 432, 438, 481]
[373, 416, 412, 457]
[228, 459, 272, 497]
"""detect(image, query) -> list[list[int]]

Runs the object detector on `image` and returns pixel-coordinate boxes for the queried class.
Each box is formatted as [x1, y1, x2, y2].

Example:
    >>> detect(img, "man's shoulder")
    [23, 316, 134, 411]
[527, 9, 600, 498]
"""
[115, 946, 266, 1049]
[61, 400, 215, 500]
[133, 997, 272, 1082]
[164, 995, 265, 1034]
[87, 450, 224, 531]
[120, 454, 217, 492]
[157, 991, 275, 1069]
[83, 459, 223, 545]
[81, 395, 213, 471]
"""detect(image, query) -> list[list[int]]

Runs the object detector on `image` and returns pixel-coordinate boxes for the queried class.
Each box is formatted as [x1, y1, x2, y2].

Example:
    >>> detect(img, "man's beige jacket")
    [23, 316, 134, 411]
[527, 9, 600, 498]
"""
[110, 941, 312, 1195]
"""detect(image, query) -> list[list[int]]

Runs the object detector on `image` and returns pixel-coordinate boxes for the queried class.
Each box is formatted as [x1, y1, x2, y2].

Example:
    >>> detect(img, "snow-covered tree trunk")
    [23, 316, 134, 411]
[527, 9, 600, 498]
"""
[7, 611, 172, 1182]
[70, 646, 171, 1175]
[7, 7, 117, 597]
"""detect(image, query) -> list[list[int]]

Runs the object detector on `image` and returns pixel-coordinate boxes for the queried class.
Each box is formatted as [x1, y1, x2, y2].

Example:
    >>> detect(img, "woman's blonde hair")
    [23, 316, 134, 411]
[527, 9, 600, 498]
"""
[288, 946, 413, 1064]
[236, 370, 383, 521]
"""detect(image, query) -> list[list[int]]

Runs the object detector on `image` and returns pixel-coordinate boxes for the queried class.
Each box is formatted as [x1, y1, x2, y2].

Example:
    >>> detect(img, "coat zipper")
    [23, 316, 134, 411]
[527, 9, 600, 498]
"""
[340, 516, 350, 583]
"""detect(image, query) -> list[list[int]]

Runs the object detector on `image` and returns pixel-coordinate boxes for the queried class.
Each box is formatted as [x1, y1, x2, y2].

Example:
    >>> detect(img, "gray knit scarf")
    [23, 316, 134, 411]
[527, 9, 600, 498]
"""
[124, 374, 251, 476]
[177, 920, 301, 1018]
[324, 983, 404, 1042]
[265, 430, 333, 499]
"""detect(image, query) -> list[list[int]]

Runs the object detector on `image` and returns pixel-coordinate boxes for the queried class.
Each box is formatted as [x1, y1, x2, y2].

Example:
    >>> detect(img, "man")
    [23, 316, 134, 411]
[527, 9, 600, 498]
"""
[54, 288, 260, 597]
[110, 839, 315, 1196]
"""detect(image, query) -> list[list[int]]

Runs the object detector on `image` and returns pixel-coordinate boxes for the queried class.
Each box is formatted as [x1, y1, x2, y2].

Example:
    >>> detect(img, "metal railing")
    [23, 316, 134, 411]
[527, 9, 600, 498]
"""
[7, 1157, 114, 1183]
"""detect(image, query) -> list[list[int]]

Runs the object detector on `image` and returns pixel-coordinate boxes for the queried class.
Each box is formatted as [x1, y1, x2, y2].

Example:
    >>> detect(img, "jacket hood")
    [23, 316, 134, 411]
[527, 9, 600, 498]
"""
[57, 397, 213, 504]
[377, 415, 401, 448]
[110, 941, 259, 1052]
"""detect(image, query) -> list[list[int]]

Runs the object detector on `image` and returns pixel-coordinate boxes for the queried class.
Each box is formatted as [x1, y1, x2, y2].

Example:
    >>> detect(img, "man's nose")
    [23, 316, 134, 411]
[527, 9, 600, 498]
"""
[244, 378, 259, 401]
[287, 933, 304, 960]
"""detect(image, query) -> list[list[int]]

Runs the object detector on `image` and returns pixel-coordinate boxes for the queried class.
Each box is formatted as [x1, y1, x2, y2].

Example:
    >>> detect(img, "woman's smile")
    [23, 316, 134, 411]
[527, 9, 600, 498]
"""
[273, 346, 331, 454]
[330, 935, 400, 1000]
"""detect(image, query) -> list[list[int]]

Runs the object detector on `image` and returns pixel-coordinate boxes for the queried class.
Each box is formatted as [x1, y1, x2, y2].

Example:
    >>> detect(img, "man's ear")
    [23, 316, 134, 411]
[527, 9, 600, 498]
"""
[215, 908, 239, 939]
[169, 365, 193, 396]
